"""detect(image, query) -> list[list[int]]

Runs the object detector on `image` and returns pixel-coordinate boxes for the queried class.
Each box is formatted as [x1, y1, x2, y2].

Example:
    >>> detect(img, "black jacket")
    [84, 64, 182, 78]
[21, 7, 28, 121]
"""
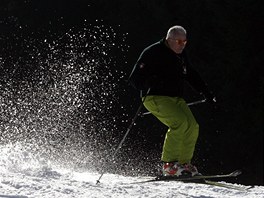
[129, 38, 209, 97]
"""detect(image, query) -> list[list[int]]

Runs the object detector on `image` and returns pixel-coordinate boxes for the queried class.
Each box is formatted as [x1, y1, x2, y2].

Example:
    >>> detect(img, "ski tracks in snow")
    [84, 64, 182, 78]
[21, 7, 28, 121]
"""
[1, 168, 263, 198]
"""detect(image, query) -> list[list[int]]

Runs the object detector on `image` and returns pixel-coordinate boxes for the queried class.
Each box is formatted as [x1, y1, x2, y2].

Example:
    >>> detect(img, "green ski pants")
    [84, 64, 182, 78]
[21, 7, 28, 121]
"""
[143, 96, 199, 164]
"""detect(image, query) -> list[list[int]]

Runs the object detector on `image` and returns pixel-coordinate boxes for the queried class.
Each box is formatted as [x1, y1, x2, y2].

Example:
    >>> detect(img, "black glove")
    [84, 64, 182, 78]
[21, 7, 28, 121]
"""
[201, 90, 217, 104]
[201, 90, 218, 121]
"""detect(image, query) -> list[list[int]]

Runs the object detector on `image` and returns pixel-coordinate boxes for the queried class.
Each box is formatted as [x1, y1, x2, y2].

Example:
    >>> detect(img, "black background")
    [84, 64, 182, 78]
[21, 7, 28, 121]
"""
[0, 0, 263, 185]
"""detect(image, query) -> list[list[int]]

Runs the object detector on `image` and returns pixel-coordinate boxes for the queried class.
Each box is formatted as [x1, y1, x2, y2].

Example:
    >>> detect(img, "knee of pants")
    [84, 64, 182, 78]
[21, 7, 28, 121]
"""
[170, 120, 199, 137]
[169, 118, 198, 131]
[191, 121, 199, 131]
[188, 121, 199, 139]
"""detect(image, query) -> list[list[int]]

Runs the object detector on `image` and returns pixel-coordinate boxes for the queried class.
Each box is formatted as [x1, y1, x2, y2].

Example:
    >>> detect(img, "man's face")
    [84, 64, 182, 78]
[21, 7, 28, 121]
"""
[167, 34, 187, 54]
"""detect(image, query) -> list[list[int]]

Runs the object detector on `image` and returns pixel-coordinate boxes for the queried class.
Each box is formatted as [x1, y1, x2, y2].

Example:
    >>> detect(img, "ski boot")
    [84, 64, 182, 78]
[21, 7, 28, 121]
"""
[162, 162, 200, 177]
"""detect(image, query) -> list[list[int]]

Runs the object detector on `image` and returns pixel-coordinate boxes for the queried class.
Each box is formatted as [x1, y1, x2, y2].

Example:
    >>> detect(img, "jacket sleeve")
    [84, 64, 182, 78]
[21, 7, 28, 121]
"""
[128, 50, 152, 90]
[185, 64, 209, 95]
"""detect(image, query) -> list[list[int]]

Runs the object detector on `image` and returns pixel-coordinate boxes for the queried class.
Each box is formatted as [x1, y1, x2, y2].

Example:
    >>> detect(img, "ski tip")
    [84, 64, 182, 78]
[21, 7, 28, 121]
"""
[231, 170, 242, 177]
[155, 176, 163, 181]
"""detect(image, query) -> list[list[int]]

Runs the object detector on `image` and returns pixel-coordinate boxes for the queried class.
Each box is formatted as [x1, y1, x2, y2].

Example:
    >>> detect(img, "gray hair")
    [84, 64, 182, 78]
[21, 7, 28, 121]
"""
[166, 26, 187, 39]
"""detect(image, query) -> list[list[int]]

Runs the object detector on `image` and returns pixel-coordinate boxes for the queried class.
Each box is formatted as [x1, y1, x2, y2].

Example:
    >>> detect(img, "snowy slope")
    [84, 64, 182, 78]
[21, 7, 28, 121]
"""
[0, 144, 263, 198]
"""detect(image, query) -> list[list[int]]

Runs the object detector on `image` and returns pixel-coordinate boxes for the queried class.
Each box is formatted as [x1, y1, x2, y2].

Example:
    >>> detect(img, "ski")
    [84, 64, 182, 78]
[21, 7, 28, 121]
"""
[131, 170, 253, 191]
[203, 180, 254, 191]
[133, 170, 242, 184]
[155, 169, 242, 182]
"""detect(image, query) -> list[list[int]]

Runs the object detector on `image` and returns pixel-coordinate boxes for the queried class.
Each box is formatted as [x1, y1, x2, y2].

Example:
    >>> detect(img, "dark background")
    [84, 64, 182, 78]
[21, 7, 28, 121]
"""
[0, 0, 263, 185]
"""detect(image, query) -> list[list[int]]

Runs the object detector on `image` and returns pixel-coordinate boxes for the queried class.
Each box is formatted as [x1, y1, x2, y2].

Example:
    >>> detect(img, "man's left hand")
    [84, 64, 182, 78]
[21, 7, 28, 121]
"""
[202, 91, 217, 104]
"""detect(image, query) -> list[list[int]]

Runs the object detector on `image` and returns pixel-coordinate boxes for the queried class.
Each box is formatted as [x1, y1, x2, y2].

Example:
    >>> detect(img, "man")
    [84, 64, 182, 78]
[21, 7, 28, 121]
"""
[129, 25, 216, 177]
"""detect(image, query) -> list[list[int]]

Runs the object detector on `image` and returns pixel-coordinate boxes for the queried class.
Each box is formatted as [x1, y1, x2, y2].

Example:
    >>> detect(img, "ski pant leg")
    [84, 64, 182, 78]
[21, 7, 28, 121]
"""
[143, 96, 199, 164]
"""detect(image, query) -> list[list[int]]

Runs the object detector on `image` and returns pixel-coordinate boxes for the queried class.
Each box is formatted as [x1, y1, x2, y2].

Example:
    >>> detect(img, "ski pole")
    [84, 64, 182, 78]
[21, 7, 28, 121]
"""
[96, 88, 151, 184]
[141, 99, 206, 116]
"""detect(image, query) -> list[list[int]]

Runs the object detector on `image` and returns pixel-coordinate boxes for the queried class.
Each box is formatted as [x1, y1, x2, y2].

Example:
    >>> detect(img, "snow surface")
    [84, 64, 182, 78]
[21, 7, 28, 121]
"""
[0, 144, 263, 198]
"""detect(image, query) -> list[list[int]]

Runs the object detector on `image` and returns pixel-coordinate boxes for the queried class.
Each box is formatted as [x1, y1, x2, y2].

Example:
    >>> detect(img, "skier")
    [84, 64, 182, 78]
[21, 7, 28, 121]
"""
[129, 25, 216, 177]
